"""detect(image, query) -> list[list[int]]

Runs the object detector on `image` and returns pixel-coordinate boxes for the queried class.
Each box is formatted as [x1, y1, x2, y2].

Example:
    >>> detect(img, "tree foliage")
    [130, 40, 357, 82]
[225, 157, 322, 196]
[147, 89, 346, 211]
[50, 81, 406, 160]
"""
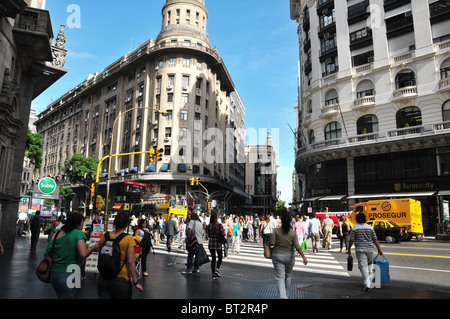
[25, 127, 43, 172]
[62, 153, 99, 186]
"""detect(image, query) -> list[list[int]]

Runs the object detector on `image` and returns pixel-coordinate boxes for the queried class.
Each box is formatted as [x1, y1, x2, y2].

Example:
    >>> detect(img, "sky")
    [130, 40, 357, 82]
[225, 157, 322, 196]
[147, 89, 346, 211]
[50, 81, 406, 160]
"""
[33, 0, 300, 205]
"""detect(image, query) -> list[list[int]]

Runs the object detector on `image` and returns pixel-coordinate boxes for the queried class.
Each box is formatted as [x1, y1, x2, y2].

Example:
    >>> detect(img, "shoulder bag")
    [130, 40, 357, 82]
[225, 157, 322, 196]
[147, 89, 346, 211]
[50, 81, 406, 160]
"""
[36, 230, 61, 283]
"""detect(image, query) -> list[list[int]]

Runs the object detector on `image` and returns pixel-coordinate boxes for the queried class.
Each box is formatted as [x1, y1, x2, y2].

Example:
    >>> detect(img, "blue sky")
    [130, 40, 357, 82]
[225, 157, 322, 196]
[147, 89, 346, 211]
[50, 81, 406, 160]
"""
[33, 0, 300, 205]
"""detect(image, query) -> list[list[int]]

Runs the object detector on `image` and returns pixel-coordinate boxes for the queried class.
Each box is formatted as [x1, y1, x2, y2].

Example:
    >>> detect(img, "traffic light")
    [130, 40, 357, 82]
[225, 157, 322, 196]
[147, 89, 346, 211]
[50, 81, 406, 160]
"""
[91, 183, 95, 198]
[208, 202, 211, 213]
[149, 148, 155, 163]
[190, 177, 200, 186]
[156, 147, 163, 161]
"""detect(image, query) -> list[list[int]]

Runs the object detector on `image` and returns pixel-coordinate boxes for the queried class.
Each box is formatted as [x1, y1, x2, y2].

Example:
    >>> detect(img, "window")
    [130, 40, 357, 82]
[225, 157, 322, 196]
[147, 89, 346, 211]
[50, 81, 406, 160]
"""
[196, 78, 203, 89]
[396, 106, 422, 128]
[181, 93, 189, 104]
[164, 145, 171, 156]
[195, 95, 201, 105]
[357, 114, 379, 134]
[182, 75, 189, 88]
[356, 79, 375, 98]
[325, 89, 339, 106]
[183, 58, 190, 67]
[168, 75, 175, 87]
[169, 57, 176, 66]
[441, 59, 450, 79]
[166, 110, 173, 120]
[395, 70, 416, 89]
[308, 130, 315, 144]
[181, 110, 188, 120]
[325, 121, 341, 140]
[442, 100, 450, 122]
[167, 93, 174, 103]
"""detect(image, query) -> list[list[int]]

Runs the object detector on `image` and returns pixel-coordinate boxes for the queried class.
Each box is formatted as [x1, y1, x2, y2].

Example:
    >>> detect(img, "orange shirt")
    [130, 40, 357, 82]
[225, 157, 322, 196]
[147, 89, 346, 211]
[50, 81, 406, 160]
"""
[97, 232, 135, 281]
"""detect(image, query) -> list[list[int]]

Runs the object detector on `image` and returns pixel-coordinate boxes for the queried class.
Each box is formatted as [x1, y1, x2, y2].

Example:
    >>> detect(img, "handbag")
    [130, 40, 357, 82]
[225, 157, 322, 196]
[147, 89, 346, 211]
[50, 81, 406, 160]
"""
[36, 230, 60, 283]
[347, 255, 353, 271]
[264, 245, 272, 259]
[218, 224, 227, 245]
[200, 246, 210, 265]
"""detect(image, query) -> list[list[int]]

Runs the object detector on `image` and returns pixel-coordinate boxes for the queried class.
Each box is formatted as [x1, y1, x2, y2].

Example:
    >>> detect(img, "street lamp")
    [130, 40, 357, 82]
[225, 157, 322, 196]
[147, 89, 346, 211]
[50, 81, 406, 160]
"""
[102, 106, 167, 231]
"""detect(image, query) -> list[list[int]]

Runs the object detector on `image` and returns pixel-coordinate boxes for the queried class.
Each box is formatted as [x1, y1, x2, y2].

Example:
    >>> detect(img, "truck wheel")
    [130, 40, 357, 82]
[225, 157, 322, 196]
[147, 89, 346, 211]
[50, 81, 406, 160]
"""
[385, 235, 396, 244]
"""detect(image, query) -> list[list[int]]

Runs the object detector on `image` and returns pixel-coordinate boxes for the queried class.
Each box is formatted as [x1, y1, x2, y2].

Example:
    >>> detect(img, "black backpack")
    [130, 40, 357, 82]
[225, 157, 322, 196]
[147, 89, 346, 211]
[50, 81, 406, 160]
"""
[97, 232, 128, 279]
[140, 230, 152, 250]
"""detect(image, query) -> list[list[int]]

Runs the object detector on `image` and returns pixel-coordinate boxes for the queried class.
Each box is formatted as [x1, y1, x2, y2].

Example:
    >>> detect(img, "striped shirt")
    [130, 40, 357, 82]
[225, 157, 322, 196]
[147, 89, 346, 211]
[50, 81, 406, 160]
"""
[349, 223, 377, 252]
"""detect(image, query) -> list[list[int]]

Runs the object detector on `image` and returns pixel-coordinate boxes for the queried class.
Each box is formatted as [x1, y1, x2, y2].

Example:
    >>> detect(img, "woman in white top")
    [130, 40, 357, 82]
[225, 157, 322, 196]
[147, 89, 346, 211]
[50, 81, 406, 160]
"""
[260, 215, 273, 247]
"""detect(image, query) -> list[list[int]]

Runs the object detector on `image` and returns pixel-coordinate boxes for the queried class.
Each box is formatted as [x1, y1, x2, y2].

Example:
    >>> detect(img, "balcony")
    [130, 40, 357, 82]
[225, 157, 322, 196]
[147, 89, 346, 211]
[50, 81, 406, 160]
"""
[393, 86, 418, 102]
[295, 121, 450, 173]
[12, 6, 53, 62]
[439, 77, 450, 93]
[354, 96, 375, 110]
[320, 103, 339, 118]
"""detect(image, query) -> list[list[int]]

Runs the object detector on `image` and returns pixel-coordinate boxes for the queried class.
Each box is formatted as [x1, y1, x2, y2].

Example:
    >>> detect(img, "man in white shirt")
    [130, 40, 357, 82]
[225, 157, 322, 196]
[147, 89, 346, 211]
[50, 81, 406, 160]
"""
[16, 212, 28, 236]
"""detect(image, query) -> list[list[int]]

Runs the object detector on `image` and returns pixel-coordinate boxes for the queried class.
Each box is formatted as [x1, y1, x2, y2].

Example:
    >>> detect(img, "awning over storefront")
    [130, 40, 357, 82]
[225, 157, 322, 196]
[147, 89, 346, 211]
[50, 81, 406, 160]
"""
[438, 190, 450, 196]
[112, 203, 124, 209]
[301, 196, 323, 202]
[387, 192, 436, 197]
[347, 194, 389, 199]
[318, 195, 346, 201]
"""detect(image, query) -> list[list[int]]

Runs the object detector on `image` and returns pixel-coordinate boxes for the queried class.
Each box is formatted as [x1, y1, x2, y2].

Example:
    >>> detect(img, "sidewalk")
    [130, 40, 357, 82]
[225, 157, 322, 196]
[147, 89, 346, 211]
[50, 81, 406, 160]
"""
[1, 233, 450, 300]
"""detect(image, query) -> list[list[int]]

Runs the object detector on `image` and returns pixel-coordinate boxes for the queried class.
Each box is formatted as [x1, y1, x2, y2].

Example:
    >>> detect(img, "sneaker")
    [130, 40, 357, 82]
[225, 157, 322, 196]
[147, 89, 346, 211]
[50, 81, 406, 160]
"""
[215, 270, 221, 277]
[181, 270, 192, 275]
[192, 269, 200, 274]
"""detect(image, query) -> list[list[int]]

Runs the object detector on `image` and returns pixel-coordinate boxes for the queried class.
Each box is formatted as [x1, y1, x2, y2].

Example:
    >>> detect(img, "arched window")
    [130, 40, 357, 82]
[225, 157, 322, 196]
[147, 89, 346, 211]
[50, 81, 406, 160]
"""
[395, 70, 416, 89]
[441, 59, 450, 80]
[308, 130, 315, 144]
[396, 106, 422, 128]
[325, 121, 341, 140]
[443, 100, 450, 122]
[357, 114, 379, 134]
[324, 89, 338, 106]
[356, 80, 375, 98]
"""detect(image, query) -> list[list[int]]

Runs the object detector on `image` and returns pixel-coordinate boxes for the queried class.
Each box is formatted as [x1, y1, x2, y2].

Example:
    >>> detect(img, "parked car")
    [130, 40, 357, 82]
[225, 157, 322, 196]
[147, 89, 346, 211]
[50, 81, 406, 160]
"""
[366, 220, 408, 243]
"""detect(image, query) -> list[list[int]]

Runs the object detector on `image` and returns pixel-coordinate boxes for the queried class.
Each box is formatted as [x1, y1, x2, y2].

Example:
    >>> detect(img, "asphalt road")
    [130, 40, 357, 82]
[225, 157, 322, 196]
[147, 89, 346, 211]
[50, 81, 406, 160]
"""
[332, 236, 450, 292]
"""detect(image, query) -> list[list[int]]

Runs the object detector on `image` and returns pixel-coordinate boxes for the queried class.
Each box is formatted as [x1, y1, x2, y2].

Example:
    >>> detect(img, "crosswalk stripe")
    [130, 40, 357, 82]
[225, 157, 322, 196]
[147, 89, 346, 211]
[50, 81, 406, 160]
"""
[153, 240, 350, 277]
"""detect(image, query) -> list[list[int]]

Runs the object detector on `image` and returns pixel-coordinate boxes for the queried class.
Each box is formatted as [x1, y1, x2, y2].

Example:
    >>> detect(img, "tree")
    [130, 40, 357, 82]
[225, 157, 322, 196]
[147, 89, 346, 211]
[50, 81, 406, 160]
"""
[25, 127, 43, 172]
[276, 200, 288, 215]
[62, 153, 99, 217]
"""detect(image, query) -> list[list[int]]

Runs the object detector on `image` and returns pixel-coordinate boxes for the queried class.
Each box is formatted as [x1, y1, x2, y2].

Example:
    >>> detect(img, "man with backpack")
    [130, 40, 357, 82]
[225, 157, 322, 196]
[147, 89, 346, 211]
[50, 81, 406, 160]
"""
[96, 212, 143, 298]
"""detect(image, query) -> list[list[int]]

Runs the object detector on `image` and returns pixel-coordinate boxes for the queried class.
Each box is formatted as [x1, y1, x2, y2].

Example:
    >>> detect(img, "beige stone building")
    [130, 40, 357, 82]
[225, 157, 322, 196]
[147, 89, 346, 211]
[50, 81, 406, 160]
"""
[290, 0, 450, 234]
[34, 0, 247, 215]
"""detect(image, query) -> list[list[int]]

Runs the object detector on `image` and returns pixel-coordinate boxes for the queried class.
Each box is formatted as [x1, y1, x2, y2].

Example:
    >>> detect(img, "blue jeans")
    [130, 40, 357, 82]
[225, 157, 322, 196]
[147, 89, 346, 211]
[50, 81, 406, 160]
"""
[186, 244, 203, 271]
[97, 276, 132, 299]
[51, 271, 80, 299]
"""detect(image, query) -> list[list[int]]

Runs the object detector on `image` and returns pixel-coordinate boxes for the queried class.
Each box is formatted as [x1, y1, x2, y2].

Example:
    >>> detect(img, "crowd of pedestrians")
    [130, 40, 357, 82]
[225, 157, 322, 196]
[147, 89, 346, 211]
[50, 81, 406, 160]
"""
[4, 208, 385, 299]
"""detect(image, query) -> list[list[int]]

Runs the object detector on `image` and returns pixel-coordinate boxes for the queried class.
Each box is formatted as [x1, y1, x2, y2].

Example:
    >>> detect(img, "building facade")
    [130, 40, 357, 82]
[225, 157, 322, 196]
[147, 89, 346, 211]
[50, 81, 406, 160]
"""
[290, 0, 450, 234]
[34, 0, 247, 215]
[244, 132, 278, 216]
[0, 0, 66, 249]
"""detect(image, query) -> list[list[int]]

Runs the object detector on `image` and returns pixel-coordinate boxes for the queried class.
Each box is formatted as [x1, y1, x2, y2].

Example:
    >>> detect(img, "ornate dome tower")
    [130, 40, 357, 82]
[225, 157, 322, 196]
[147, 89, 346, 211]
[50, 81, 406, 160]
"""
[157, 0, 210, 47]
